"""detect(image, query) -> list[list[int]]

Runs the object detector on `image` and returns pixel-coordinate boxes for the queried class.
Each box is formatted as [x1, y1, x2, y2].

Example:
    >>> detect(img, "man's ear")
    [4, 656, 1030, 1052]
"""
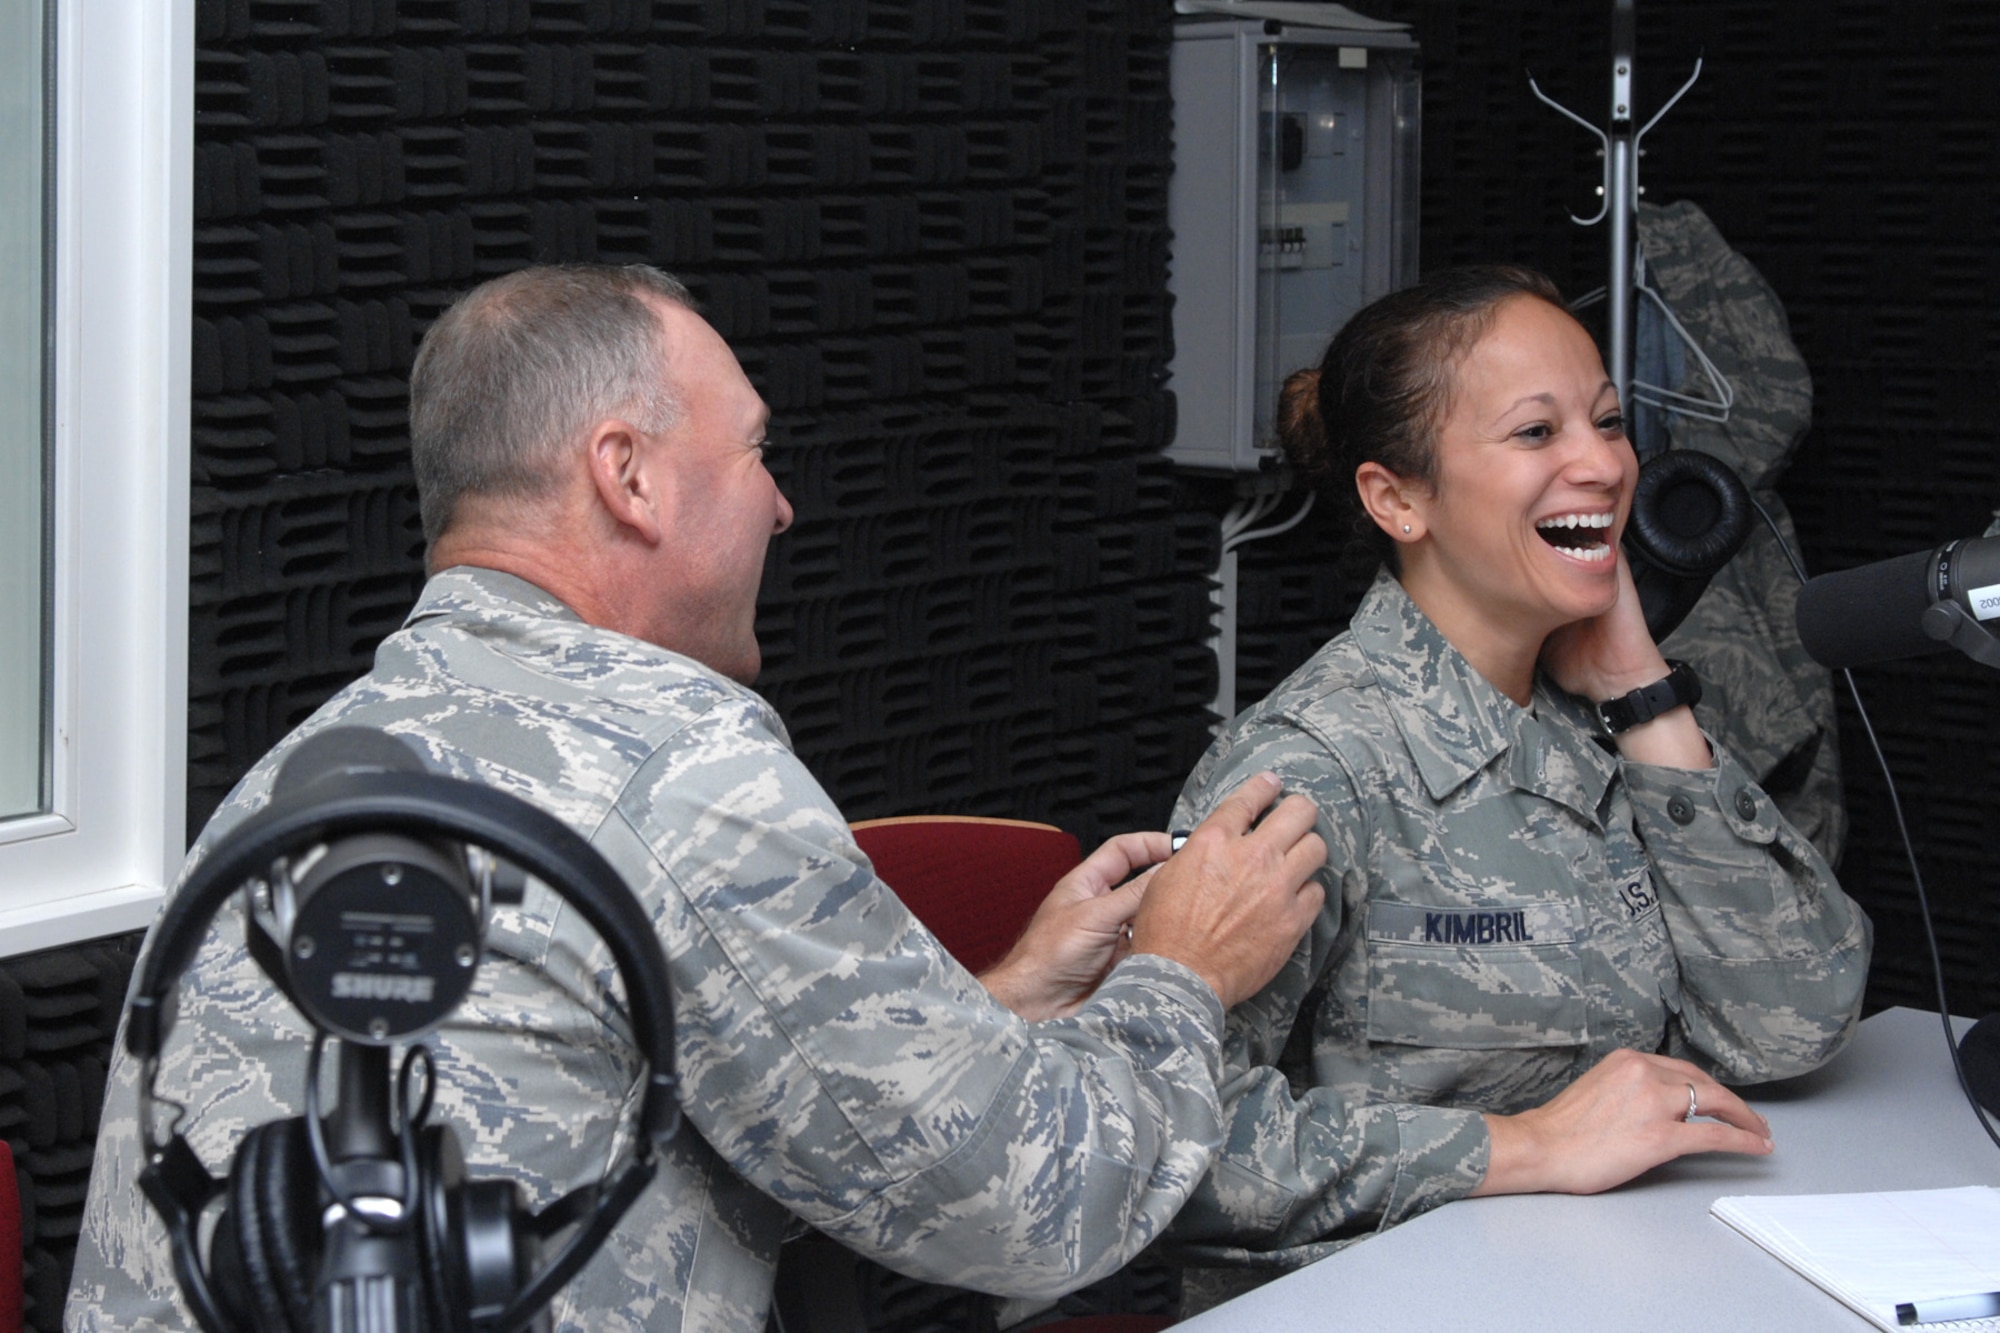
[1354, 461, 1426, 545]
[585, 419, 667, 544]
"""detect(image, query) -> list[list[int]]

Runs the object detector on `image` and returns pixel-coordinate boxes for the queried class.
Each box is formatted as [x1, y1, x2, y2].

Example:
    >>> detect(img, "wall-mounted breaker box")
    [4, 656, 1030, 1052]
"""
[1166, 18, 1421, 473]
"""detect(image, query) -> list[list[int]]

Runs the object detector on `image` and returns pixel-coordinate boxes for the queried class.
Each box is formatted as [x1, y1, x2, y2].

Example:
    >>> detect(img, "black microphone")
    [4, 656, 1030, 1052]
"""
[1795, 536, 2000, 669]
[317, 1042, 428, 1333]
[1960, 1015, 2000, 1119]
[252, 730, 482, 1045]
[264, 732, 477, 1333]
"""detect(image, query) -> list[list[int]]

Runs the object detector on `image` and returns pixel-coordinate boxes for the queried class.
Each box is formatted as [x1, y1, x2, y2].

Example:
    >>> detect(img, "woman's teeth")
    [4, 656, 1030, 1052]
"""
[1536, 512, 1614, 560]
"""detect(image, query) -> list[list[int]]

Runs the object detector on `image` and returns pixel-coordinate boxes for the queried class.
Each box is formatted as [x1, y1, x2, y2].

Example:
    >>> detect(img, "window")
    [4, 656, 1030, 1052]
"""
[0, 1, 49, 823]
[0, 0, 189, 955]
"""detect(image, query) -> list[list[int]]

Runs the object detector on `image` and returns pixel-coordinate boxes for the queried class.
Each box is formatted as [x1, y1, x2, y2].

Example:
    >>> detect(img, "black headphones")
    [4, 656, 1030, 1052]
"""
[1623, 447, 1755, 643]
[125, 729, 680, 1333]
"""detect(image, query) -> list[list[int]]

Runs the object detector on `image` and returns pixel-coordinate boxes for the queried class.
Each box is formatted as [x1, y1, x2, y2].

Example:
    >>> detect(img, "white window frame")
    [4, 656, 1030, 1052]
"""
[0, 0, 190, 957]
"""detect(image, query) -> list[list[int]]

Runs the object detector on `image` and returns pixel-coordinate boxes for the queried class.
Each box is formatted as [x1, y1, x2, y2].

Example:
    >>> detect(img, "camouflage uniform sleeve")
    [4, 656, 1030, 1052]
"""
[599, 700, 1231, 1298]
[1623, 737, 1872, 1081]
[1160, 717, 1488, 1264]
[65, 931, 305, 1333]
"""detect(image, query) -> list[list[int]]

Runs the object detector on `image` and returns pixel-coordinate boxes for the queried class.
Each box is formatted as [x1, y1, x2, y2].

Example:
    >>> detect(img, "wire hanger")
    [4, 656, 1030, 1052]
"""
[1569, 267, 1735, 423]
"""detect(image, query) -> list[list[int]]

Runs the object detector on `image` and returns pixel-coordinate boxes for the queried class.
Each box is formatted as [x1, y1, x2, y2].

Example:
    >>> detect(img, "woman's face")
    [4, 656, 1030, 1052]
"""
[1401, 295, 1635, 650]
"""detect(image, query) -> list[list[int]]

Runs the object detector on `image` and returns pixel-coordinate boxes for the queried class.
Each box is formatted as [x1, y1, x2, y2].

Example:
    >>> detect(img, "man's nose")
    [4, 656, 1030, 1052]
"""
[773, 487, 795, 534]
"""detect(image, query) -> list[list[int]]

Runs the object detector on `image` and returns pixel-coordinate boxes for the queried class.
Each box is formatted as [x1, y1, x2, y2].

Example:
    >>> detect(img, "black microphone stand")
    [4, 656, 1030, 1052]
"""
[313, 1040, 427, 1333]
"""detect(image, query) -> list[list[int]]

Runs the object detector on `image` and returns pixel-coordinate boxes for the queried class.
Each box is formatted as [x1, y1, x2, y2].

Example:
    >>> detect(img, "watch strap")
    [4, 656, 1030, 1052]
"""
[1595, 660, 1702, 735]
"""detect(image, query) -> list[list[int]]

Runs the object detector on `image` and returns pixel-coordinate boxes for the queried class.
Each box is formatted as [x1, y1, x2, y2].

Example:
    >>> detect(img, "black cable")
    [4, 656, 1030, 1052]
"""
[1748, 494, 2000, 1153]
[395, 1043, 436, 1247]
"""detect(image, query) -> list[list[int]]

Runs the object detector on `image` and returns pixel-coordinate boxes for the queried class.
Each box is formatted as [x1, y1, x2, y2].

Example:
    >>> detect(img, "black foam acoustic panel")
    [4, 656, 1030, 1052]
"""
[188, 0, 1211, 857]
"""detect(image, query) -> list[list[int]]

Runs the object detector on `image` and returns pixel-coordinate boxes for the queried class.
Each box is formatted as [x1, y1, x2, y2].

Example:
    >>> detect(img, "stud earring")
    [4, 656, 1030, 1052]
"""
[1402, 524, 1412, 534]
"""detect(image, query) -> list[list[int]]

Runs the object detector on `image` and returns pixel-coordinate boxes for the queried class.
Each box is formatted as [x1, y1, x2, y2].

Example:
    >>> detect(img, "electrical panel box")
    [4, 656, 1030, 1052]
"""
[1166, 19, 1421, 473]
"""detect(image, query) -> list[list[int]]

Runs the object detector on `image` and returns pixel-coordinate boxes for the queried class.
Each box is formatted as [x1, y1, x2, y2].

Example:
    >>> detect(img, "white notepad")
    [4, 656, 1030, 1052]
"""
[1712, 1186, 2000, 1332]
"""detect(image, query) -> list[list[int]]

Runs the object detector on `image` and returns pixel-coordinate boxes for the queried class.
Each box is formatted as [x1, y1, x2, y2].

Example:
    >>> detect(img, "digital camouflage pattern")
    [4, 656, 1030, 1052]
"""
[1639, 198, 1849, 868]
[68, 568, 1231, 1333]
[1164, 572, 1870, 1271]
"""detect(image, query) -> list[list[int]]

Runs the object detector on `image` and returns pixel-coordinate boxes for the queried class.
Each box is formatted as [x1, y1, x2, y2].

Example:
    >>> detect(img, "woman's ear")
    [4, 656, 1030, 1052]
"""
[1354, 461, 1425, 544]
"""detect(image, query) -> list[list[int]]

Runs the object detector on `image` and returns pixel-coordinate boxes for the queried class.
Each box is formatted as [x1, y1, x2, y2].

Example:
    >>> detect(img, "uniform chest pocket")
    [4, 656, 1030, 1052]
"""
[1363, 900, 1588, 1050]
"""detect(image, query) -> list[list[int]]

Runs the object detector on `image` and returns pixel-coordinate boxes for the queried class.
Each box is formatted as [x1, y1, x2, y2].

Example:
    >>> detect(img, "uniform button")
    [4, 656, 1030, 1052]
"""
[1734, 789, 1758, 820]
[1667, 794, 1697, 825]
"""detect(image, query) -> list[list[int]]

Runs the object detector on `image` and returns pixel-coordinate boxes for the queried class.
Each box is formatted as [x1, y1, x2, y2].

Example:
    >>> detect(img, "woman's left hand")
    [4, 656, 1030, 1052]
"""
[1471, 1047, 1774, 1198]
[1539, 546, 1669, 703]
[1541, 548, 1713, 768]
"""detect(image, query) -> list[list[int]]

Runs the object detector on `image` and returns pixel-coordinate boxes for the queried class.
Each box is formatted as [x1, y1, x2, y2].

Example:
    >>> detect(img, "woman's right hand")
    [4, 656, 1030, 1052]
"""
[1469, 1047, 1773, 1198]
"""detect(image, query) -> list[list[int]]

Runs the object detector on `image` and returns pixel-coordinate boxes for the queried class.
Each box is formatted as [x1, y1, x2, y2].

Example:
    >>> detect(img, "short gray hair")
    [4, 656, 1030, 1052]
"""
[409, 264, 697, 544]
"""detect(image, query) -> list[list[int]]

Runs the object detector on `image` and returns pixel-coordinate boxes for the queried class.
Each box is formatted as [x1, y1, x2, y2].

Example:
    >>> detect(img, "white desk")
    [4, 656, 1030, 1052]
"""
[1178, 1007, 2000, 1332]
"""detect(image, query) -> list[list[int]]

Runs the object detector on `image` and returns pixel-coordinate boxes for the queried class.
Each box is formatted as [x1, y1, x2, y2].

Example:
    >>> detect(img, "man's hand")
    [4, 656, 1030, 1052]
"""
[1128, 773, 1326, 1008]
[1471, 1047, 1774, 1198]
[978, 831, 1172, 1021]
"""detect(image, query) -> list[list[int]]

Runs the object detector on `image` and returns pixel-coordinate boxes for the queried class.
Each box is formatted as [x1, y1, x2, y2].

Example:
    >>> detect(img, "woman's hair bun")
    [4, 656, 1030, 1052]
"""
[1277, 366, 1327, 464]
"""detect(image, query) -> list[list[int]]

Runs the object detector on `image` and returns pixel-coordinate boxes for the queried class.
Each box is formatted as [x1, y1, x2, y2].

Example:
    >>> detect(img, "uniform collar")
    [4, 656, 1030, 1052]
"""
[398, 565, 766, 701]
[1350, 569, 1617, 822]
[403, 565, 584, 632]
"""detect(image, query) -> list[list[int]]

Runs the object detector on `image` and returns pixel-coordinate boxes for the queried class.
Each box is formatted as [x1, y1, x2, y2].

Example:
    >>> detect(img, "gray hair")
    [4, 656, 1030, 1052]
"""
[409, 264, 697, 544]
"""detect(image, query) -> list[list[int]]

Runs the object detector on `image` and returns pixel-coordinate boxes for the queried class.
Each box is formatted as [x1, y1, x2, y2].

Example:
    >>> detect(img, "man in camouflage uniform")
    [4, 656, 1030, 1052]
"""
[67, 265, 1326, 1333]
[1164, 567, 1869, 1277]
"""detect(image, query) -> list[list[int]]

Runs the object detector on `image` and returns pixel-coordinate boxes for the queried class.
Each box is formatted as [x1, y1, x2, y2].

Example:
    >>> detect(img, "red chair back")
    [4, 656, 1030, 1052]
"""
[850, 816, 1082, 974]
[0, 1139, 20, 1333]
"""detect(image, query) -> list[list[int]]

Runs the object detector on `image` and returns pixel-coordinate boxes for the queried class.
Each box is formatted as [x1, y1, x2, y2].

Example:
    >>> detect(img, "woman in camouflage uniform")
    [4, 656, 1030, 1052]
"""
[1168, 266, 1870, 1273]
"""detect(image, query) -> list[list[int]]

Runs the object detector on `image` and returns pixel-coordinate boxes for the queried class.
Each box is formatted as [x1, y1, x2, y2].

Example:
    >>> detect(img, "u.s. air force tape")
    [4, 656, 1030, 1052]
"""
[1366, 900, 1580, 948]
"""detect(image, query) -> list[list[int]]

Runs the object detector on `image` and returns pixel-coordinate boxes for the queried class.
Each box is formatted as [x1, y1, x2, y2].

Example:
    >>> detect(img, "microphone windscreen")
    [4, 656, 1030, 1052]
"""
[1795, 548, 1953, 669]
[1959, 1014, 2000, 1118]
[272, 726, 425, 797]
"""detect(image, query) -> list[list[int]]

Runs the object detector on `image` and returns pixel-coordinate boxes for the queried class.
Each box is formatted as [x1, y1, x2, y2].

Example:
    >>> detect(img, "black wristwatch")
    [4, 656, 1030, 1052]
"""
[1595, 660, 1702, 735]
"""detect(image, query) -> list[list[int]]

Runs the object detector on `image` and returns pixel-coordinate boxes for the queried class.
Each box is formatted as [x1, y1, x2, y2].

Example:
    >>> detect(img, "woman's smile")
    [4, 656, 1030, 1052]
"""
[1534, 510, 1616, 563]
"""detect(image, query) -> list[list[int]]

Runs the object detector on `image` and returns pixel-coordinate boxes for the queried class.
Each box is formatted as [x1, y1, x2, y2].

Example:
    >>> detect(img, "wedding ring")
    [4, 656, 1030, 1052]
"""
[1685, 1082, 1699, 1122]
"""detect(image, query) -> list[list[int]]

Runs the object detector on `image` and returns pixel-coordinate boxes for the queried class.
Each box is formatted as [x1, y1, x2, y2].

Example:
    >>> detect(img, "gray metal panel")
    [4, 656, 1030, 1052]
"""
[1165, 20, 1420, 474]
[1166, 26, 1253, 473]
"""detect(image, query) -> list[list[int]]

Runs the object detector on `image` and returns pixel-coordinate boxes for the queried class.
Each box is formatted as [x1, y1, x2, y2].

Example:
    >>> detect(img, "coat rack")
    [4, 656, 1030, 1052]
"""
[1528, 0, 1729, 423]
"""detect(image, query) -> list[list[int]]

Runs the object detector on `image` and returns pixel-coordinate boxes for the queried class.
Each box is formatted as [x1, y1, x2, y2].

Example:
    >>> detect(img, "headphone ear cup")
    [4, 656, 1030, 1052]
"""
[212, 1118, 321, 1333]
[415, 1121, 538, 1333]
[1624, 449, 1756, 642]
[458, 1177, 539, 1324]
[416, 1121, 469, 1333]
[1625, 448, 1754, 578]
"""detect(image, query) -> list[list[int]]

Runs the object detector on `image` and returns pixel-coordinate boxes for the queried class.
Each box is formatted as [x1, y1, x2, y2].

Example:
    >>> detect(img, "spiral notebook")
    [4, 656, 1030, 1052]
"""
[1711, 1186, 2000, 1331]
